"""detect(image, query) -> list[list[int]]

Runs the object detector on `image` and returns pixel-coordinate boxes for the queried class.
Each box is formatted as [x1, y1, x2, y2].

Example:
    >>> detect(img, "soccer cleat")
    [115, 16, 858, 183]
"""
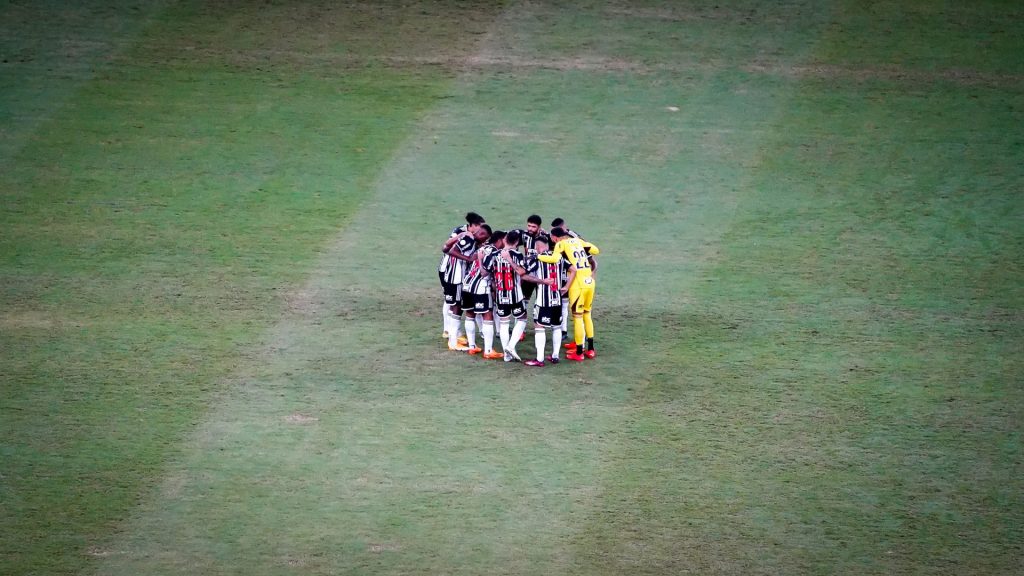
[482, 351, 504, 360]
[547, 355, 560, 364]
[564, 342, 577, 351]
[467, 347, 483, 355]
[448, 343, 470, 352]
[565, 351, 585, 362]
[584, 349, 596, 359]
[457, 335, 469, 346]
[504, 350, 521, 363]
[519, 333, 526, 342]
[524, 359, 545, 367]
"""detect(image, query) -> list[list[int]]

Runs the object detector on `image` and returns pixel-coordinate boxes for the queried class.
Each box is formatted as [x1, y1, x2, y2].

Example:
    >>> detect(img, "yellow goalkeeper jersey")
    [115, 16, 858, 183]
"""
[538, 237, 599, 282]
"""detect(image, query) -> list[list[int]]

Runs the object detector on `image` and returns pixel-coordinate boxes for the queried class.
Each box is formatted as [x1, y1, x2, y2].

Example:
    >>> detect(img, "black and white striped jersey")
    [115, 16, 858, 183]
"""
[462, 244, 496, 295]
[438, 226, 478, 284]
[526, 250, 570, 307]
[510, 229, 544, 253]
[437, 224, 468, 274]
[489, 249, 525, 305]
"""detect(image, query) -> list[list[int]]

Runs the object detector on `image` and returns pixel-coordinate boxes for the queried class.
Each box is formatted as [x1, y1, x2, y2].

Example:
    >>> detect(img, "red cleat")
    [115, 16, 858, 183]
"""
[565, 351, 585, 362]
[524, 359, 545, 367]
[564, 342, 577, 351]
[584, 349, 595, 359]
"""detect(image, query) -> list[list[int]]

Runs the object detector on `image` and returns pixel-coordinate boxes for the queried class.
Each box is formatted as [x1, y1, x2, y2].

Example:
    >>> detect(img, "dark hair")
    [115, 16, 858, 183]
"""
[505, 229, 522, 246]
[489, 230, 506, 244]
[465, 212, 486, 226]
[535, 233, 551, 246]
[480, 223, 492, 235]
[551, 217, 565, 228]
[549, 227, 566, 238]
[527, 214, 542, 226]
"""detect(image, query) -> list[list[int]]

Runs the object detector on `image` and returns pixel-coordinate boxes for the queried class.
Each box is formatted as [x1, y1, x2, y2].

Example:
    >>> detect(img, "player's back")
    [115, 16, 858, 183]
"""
[558, 237, 597, 275]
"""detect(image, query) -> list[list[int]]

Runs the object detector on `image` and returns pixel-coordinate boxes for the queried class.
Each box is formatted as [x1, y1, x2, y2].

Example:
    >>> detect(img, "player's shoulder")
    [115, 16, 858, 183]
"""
[450, 224, 467, 237]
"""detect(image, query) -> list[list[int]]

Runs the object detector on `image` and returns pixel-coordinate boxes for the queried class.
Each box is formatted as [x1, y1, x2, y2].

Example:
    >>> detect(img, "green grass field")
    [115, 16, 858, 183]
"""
[2, 1, 1022, 574]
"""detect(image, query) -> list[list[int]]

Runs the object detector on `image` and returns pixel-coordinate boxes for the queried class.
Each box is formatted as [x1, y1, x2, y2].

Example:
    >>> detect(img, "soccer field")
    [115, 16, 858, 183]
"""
[2, 1, 1022, 574]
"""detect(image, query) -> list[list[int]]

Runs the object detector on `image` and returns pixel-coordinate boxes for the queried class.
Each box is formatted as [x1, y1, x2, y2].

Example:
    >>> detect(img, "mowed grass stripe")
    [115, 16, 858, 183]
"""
[1, 1, 505, 574]
[565, 3, 1024, 575]
[93, 1, 847, 574]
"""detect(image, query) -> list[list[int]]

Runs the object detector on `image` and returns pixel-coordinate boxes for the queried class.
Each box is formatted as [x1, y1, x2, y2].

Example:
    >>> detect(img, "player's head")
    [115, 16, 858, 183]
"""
[505, 229, 522, 248]
[489, 229, 506, 248]
[534, 235, 550, 252]
[465, 211, 486, 232]
[526, 214, 542, 235]
[551, 217, 566, 229]
[549, 227, 567, 241]
[474, 223, 491, 242]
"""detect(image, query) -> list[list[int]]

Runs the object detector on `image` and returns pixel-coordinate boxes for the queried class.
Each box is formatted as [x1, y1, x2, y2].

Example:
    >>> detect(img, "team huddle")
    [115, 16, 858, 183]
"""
[438, 212, 600, 366]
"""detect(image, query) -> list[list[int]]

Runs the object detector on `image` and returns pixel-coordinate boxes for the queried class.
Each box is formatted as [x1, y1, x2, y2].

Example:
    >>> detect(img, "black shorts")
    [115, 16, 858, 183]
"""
[532, 304, 563, 328]
[495, 300, 526, 319]
[440, 273, 461, 305]
[465, 292, 493, 313]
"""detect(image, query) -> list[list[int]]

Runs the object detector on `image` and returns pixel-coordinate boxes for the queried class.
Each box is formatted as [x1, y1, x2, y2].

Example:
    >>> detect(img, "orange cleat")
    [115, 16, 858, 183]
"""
[467, 347, 483, 355]
[482, 351, 504, 360]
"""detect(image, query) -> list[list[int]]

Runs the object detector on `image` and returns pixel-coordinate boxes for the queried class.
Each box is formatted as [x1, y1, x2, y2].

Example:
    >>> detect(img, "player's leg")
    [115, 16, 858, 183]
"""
[506, 302, 526, 362]
[481, 309, 501, 359]
[447, 287, 469, 351]
[462, 292, 479, 353]
[526, 305, 554, 366]
[548, 305, 563, 363]
[441, 272, 453, 338]
[582, 282, 596, 358]
[496, 305, 512, 359]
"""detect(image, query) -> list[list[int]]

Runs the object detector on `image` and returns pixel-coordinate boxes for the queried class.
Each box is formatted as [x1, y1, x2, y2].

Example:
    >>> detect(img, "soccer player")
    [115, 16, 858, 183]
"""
[461, 229, 506, 360]
[510, 214, 545, 334]
[492, 230, 553, 362]
[522, 235, 572, 367]
[549, 217, 596, 346]
[438, 212, 486, 342]
[538, 227, 600, 361]
[440, 222, 490, 351]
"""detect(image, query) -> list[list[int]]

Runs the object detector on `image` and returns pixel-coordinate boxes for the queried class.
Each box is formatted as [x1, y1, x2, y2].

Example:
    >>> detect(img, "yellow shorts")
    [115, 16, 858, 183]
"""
[568, 276, 595, 315]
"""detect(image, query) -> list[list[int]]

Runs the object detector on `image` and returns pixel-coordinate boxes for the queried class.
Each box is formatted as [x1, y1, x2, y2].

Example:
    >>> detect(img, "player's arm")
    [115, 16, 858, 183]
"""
[446, 243, 475, 263]
[561, 266, 577, 294]
[501, 249, 554, 286]
[441, 231, 472, 252]
[536, 242, 566, 264]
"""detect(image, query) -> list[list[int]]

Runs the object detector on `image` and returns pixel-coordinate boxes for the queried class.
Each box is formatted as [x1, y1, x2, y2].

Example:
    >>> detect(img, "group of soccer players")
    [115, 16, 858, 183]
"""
[437, 212, 600, 366]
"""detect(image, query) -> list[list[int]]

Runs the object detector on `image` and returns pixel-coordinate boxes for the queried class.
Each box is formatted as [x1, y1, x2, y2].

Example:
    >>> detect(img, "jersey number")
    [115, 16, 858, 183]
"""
[572, 250, 590, 270]
[499, 270, 515, 291]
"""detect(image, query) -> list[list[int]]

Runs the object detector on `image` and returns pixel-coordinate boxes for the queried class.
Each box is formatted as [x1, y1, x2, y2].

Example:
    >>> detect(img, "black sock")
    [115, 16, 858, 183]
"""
[586, 337, 595, 351]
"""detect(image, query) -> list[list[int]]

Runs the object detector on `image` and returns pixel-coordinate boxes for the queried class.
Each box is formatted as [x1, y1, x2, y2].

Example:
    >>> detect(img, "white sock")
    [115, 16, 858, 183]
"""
[499, 319, 510, 351]
[447, 311, 461, 347]
[551, 328, 562, 359]
[444, 309, 454, 339]
[464, 316, 477, 348]
[534, 328, 546, 362]
[483, 321, 495, 354]
[510, 319, 527, 354]
[560, 301, 569, 334]
[442, 302, 449, 334]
